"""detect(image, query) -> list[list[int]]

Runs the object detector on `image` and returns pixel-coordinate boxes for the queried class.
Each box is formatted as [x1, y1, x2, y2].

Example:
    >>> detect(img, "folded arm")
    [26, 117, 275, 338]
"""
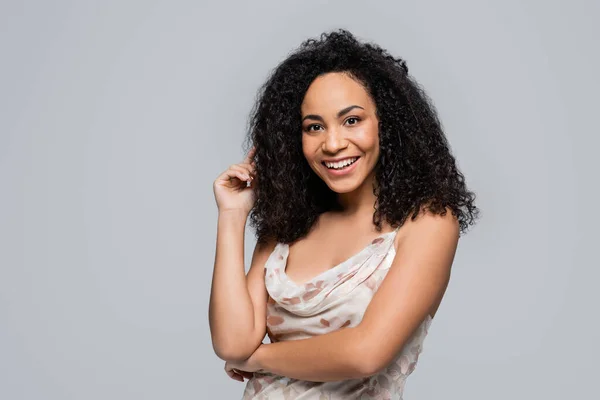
[253, 210, 459, 382]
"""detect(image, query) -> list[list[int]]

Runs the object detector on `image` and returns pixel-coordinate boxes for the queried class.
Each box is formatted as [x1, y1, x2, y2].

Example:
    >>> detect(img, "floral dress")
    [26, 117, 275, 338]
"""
[242, 227, 433, 400]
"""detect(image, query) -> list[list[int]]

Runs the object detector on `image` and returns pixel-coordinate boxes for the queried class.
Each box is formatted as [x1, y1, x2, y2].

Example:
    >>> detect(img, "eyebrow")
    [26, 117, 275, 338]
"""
[301, 105, 365, 123]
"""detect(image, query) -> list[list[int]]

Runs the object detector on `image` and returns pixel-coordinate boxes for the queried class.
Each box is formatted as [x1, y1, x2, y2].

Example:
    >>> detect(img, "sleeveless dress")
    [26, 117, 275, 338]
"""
[242, 227, 433, 400]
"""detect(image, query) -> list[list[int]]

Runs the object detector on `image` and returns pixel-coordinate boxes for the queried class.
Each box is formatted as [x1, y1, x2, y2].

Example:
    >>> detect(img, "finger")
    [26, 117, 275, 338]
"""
[234, 166, 255, 186]
[243, 146, 256, 164]
[232, 373, 244, 382]
[234, 369, 254, 379]
[228, 166, 255, 189]
[225, 365, 244, 382]
[237, 162, 256, 175]
[229, 165, 253, 180]
[227, 168, 253, 188]
[227, 370, 244, 382]
[216, 168, 250, 186]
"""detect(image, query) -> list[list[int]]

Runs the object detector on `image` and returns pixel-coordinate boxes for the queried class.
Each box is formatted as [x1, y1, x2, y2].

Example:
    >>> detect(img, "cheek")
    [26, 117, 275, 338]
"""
[367, 122, 380, 152]
[301, 142, 308, 161]
[354, 127, 380, 153]
[371, 133, 380, 153]
[301, 137, 318, 160]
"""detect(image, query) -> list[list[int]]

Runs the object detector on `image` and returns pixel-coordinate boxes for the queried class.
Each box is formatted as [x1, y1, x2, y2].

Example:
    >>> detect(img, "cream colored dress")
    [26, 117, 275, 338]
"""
[242, 227, 433, 400]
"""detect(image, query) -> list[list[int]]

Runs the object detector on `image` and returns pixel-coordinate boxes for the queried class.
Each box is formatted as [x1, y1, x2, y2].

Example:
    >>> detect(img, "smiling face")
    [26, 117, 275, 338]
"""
[301, 72, 380, 194]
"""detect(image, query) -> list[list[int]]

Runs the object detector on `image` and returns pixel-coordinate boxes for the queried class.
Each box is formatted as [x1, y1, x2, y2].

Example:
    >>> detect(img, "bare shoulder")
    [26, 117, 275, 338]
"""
[251, 236, 278, 265]
[357, 206, 460, 371]
[394, 206, 460, 252]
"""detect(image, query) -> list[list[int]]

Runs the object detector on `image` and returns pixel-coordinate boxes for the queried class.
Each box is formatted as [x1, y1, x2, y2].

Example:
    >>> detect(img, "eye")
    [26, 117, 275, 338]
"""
[305, 124, 323, 133]
[345, 117, 361, 126]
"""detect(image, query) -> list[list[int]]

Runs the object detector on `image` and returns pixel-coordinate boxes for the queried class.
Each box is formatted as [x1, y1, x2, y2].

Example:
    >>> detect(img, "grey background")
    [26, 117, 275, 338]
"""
[1, 0, 597, 398]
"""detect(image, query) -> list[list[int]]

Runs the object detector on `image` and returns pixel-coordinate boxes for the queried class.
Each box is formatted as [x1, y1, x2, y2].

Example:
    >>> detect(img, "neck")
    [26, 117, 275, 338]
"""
[335, 171, 378, 216]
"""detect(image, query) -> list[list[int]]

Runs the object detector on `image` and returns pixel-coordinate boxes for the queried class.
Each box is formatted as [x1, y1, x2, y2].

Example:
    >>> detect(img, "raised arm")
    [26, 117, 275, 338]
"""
[209, 210, 274, 362]
[209, 147, 272, 362]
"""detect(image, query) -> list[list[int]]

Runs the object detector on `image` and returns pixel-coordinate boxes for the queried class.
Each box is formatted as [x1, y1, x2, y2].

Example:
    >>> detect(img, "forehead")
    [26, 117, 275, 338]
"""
[301, 72, 374, 114]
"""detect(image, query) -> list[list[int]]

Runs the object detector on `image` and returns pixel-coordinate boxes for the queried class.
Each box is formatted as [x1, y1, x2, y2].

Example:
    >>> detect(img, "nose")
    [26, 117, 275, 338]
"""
[322, 127, 348, 153]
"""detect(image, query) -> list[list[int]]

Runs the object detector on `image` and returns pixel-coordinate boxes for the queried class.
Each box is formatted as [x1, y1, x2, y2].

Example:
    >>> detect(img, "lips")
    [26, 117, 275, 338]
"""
[322, 156, 360, 170]
[321, 156, 361, 176]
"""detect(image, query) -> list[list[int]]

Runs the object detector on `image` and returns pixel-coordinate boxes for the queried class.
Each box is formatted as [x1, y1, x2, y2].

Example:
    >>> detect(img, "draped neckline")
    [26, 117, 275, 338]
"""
[278, 227, 400, 287]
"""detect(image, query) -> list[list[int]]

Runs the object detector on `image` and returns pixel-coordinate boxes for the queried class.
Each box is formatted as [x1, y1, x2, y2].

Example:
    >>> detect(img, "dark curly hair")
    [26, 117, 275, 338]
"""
[243, 29, 480, 244]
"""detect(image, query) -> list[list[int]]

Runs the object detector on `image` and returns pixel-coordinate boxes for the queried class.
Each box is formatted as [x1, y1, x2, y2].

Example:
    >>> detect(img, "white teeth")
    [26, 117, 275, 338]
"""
[324, 157, 358, 169]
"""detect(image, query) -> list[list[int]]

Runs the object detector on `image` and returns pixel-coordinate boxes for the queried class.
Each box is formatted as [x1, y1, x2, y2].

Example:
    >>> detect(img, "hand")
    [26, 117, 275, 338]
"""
[224, 348, 264, 383]
[213, 146, 258, 214]
[224, 364, 254, 383]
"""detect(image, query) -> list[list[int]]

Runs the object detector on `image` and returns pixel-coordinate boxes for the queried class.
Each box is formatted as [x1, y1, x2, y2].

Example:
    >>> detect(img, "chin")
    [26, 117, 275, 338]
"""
[325, 180, 363, 194]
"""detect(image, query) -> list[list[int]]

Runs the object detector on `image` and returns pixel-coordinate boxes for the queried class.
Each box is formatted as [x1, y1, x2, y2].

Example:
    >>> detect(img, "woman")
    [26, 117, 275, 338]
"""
[209, 29, 479, 399]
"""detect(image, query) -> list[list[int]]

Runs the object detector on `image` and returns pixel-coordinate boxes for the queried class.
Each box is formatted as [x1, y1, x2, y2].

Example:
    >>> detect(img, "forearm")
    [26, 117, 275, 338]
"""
[209, 210, 257, 359]
[254, 327, 371, 382]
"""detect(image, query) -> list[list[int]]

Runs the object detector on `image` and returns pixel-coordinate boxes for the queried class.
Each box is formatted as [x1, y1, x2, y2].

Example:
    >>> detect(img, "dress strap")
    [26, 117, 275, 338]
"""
[264, 242, 285, 274]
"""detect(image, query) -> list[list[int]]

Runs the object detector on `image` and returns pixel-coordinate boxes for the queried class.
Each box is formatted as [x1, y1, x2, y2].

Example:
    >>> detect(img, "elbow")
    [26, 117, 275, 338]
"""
[352, 336, 388, 378]
[353, 353, 387, 378]
[352, 352, 383, 378]
[210, 325, 266, 362]
[212, 340, 258, 363]
[215, 349, 252, 363]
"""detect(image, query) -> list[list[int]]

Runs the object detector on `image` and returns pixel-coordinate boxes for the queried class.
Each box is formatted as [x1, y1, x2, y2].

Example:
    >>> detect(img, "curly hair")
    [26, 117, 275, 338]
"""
[243, 29, 480, 244]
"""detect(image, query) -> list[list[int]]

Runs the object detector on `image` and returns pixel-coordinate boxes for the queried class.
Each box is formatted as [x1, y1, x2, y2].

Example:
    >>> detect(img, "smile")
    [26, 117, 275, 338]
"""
[321, 157, 360, 176]
[322, 157, 359, 170]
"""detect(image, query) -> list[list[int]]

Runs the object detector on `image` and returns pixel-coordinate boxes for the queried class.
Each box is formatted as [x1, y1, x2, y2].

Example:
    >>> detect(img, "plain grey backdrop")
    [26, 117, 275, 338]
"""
[1, 0, 598, 398]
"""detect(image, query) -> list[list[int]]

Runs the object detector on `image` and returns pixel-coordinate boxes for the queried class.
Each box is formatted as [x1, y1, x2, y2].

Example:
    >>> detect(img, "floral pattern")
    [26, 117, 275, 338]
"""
[242, 227, 433, 399]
